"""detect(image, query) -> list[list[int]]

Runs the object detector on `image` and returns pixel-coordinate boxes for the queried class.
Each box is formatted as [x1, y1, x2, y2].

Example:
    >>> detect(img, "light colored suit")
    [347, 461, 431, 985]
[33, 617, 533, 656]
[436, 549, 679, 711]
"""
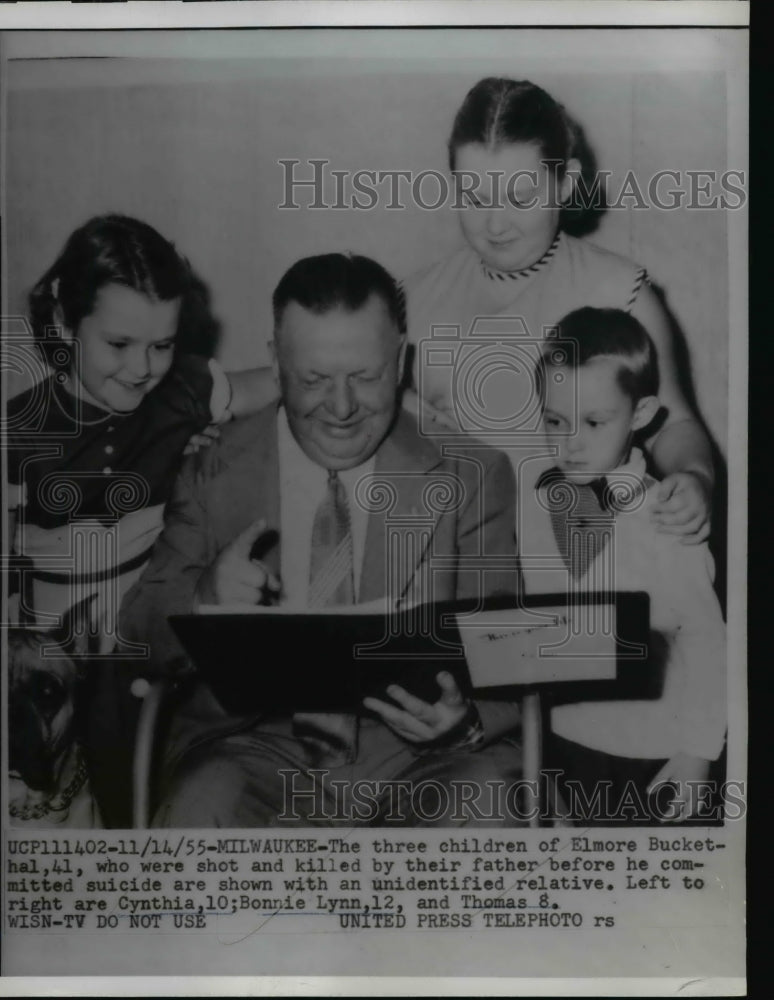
[121, 404, 523, 825]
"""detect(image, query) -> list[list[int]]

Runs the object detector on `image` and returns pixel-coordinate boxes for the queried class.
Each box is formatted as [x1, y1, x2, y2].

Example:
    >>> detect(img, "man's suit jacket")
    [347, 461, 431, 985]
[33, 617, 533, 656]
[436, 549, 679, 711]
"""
[121, 404, 521, 764]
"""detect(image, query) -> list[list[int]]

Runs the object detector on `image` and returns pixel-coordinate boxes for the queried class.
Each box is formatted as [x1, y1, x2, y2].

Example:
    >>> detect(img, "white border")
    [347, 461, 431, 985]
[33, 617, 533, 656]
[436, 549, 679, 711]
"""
[1, 27, 746, 70]
[0, 1, 751, 31]
[0, 975, 749, 997]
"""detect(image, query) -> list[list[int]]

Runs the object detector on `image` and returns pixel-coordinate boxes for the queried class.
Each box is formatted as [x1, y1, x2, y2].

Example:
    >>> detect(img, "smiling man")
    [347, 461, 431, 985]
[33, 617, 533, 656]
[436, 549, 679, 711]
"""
[122, 253, 523, 827]
[273, 269, 402, 472]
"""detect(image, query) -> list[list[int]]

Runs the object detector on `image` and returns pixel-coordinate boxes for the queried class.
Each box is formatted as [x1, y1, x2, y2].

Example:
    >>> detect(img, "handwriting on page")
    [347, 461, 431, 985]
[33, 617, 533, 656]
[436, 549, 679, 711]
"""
[458, 607, 619, 686]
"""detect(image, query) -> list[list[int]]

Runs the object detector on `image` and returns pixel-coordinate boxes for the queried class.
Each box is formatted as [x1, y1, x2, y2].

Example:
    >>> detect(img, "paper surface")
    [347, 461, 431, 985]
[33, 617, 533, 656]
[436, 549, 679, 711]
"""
[459, 607, 618, 686]
[0, 4, 747, 997]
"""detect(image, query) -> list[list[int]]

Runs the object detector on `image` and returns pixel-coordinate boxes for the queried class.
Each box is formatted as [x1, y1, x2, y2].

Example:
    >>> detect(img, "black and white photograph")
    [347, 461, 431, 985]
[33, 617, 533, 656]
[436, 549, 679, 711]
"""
[0, 2, 747, 993]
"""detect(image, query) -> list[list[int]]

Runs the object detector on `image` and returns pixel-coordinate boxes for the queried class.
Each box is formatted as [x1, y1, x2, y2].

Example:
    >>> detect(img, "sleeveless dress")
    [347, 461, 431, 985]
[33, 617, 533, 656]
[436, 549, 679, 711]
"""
[404, 231, 647, 436]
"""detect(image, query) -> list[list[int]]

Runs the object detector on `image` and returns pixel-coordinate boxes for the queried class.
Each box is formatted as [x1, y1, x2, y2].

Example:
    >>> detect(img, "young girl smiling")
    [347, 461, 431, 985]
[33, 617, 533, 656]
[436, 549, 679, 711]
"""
[8, 214, 269, 635]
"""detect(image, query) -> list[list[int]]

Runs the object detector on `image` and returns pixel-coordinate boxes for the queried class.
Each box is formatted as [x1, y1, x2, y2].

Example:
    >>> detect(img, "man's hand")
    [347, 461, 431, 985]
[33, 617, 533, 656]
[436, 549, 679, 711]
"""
[363, 671, 469, 744]
[647, 752, 711, 823]
[195, 517, 280, 606]
[652, 471, 712, 544]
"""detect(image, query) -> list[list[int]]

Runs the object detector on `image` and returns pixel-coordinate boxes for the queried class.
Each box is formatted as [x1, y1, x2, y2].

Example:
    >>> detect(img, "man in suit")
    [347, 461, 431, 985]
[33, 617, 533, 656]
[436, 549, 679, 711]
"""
[121, 253, 523, 826]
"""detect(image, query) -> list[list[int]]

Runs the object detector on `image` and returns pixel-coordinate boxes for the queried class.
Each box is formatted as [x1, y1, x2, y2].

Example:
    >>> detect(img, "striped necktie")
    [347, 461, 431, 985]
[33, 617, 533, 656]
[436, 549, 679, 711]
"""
[293, 470, 358, 765]
[308, 470, 355, 608]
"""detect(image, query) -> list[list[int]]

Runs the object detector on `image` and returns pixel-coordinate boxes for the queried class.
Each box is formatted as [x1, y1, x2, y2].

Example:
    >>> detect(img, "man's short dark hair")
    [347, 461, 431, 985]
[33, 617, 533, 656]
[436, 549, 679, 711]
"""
[539, 306, 659, 402]
[272, 253, 405, 334]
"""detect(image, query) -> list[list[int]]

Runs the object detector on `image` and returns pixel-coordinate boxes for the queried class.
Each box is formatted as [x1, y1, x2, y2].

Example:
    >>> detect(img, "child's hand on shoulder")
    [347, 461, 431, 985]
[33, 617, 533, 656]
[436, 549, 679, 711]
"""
[651, 471, 712, 544]
[647, 752, 711, 823]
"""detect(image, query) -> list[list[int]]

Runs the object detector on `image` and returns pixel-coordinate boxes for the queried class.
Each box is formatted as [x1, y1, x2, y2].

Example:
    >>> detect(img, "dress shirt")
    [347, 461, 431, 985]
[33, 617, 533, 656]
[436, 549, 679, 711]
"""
[277, 407, 375, 608]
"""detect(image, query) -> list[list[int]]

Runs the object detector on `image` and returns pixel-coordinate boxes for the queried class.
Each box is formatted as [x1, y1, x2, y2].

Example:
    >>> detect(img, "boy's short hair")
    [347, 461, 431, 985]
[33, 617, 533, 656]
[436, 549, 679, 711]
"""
[539, 306, 659, 402]
[272, 253, 405, 335]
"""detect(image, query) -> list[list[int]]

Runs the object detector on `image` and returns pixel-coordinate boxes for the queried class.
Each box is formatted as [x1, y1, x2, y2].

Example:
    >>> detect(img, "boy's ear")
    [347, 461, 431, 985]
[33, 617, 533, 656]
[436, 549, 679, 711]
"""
[631, 395, 660, 432]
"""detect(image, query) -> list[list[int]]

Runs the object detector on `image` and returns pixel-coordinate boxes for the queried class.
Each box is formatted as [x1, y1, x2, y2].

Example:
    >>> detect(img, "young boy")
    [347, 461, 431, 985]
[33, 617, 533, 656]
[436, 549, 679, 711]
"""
[519, 307, 726, 825]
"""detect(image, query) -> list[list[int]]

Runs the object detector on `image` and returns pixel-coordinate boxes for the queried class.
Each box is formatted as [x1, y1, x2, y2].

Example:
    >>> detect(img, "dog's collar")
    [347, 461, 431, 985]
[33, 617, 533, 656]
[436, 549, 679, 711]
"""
[9, 751, 89, 822]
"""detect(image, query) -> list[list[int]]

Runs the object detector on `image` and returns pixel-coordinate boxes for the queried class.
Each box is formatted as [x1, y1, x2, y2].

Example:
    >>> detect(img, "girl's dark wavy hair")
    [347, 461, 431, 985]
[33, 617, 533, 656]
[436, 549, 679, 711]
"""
[448, 77, 605, 236]
[28, 214, 219, 369]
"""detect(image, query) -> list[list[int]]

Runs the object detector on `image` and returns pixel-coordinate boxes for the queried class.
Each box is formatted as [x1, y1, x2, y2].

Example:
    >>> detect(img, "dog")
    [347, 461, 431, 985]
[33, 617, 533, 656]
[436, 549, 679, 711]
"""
[8, 602, 102, 828]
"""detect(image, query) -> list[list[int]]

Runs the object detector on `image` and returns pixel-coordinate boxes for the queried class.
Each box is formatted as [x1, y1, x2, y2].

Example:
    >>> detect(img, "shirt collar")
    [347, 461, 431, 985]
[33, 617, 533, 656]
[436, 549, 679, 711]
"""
[603, 447, 649, 512]
[277, 406, 376, 491]
[536, 447, 648, 512]
[608, 446, 647, 483]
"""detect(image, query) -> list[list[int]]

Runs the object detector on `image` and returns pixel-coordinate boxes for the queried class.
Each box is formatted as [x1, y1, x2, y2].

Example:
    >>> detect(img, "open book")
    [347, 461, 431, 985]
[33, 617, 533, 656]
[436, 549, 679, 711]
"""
[171, 593, 651, 714]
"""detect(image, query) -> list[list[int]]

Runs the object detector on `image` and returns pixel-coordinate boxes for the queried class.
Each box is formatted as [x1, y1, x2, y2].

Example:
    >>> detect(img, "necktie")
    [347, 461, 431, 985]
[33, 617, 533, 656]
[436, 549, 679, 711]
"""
[308, 470, 355, 608]
[293, 470, 358, 765]
[543, 472, 615, 580]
